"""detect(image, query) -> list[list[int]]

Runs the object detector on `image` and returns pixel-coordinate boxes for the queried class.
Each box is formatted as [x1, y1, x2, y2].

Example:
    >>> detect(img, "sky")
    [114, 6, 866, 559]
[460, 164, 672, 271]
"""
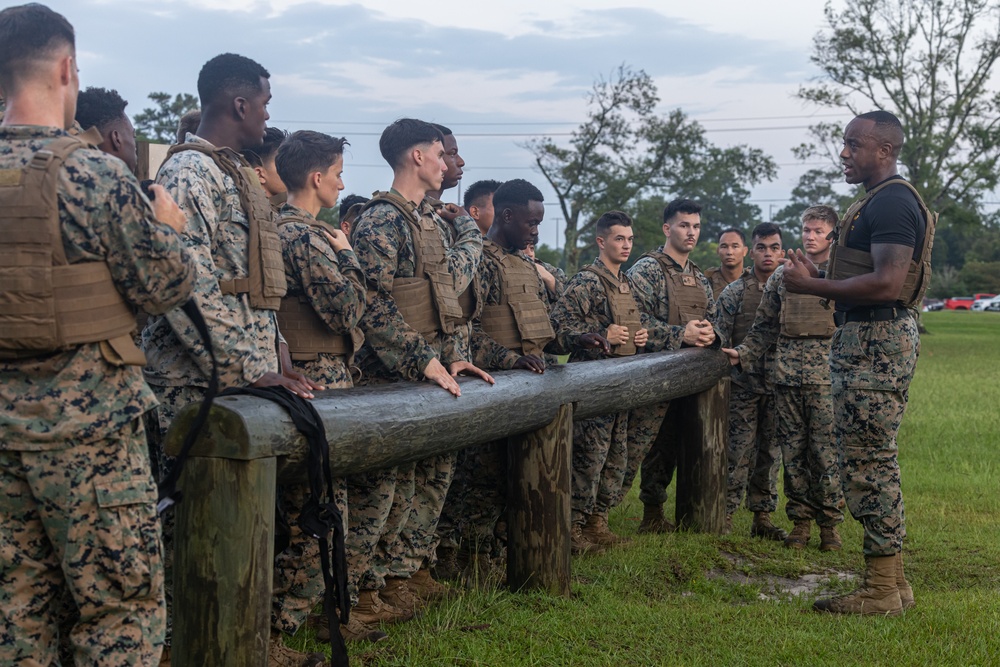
[46, 0, 853, 248]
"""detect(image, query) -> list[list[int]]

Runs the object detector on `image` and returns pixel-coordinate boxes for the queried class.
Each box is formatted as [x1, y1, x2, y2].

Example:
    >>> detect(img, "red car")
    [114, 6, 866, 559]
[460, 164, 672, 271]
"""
[944, 296, 976, 310]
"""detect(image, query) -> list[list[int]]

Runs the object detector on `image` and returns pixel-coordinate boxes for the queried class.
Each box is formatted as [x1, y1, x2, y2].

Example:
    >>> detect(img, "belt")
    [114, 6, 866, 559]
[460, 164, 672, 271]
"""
[834, 306, 906, 327]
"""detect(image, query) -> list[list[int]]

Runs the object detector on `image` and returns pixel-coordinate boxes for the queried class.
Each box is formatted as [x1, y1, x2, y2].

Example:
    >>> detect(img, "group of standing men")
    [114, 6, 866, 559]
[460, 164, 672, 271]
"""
[0, 3, 932, 666]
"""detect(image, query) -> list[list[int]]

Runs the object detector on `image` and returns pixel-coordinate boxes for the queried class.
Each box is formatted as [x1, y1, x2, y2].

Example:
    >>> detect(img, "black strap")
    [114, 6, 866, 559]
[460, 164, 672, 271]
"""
[156, 299, 219, 514]
[220, 385, 350, 667]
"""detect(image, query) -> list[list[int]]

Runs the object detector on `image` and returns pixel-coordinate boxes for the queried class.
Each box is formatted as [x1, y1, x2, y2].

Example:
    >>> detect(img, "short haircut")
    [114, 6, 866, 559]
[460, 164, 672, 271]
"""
[463, 179, 501, 210]
[430, 123, 453, 137]
[801, 205, 838, 227]
[717, 227, 746, 244]
[856, 110, 904, 157]
[378, 118, 444, 169]
[339, 193, 367, 220]
[492, 179, 544, 213]
[274, 130, 348, 192]
[176, 109, 201, 143]
[244, 126, 287, 167]
[751, 222, 783, 244]
[74, 87, 128, 133]
[0, 4, 75, 95]
[596, 210, 633, 237]
[197, 53, 270, 109]
[663, 198, 702, 224]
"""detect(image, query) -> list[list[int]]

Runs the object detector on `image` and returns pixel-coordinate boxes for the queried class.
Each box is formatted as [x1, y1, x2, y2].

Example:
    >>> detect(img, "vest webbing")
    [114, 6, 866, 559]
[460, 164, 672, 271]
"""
[704, 266, 730, 301]
[731, 272, 767, 346]
[275, 213, 364, 362]
[478, 240, 555, 356]
[827, 178, 937, 309]
[643, 251, 709, 325]
[166, 143, 287, 310]
[0, 136, 145, 365]
[581, 263, 641, 357]
[363, 190, 463, 336]
[781, 263, 835, 338]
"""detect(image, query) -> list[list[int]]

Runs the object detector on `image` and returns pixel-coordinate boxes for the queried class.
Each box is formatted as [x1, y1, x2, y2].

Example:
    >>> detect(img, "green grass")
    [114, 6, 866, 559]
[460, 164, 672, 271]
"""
[294, 311, 1000, 666]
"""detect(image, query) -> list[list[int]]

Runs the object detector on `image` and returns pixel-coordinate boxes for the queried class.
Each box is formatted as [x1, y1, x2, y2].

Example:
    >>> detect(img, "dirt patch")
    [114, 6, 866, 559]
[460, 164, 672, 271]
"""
[707, 551, 857, 600]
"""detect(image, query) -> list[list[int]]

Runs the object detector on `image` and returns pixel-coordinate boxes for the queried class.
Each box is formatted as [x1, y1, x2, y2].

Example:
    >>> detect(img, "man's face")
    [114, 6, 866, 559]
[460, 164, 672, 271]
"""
[598, 224, 634, 264]
[469, 193, 495, 235]
[416, 140, 446, 192]
[802, 218, 833, 256]
[717, 231, 747, 269]
[840, 118, 883, 186]
[117, 115, 138, 175]
[750, 233, 782, 276]
[502, 200, 544, 250]
[664, 212, 701, 254]
[440, 133, 464, 191]
[240, 76, 271, 149]
[316, 155, 345, 209]
[254, 157, 286, 197]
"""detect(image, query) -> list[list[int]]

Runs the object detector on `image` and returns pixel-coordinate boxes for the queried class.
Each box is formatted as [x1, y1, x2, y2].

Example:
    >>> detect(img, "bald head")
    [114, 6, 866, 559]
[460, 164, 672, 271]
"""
[855, 110, 904, 158]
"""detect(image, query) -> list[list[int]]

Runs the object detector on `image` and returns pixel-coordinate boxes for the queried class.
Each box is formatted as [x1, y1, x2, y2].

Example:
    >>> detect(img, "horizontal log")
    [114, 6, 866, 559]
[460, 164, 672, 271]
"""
[164, 348, 730, 480]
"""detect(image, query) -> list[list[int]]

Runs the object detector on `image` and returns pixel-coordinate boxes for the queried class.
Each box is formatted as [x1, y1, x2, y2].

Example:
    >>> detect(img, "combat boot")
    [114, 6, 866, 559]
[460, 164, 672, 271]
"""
[582, 512, 632, 546]
[352, 588, 414, 625]
[819, 525, 842, 552]
[637, 503, 676, 535]
[783, 521, 810, 549]
[813, 555, 902, 616]
[571, 524, 606, 556]
[408, 567, 455, 601]
[896, 552, 915, 610]
[267, 630, 326, 667]
[750, 511, 788, 541]
[432, 545, 462, 581]
[380, 577, 425, 613]
[338, 616, 388, 643]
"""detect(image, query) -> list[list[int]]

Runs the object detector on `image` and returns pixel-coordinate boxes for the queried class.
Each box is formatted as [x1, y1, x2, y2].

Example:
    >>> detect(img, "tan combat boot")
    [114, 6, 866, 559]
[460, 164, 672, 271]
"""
[408, 567, 454, 601]
[812, 555, 902, 616]
[750, 511, 788, 541]
[339, 616, 388, 643]
[570, 524, 606, 556]
[896, 552, 915, 610]
[819, 525, 842, 552]
[268, 630, 327, 667]
[637, 503, 676, 534]
[380, 577, 425, 614]
[353, 589, 414, 625]
[582, 512, 632, 546]
[784, 521, 811, 550]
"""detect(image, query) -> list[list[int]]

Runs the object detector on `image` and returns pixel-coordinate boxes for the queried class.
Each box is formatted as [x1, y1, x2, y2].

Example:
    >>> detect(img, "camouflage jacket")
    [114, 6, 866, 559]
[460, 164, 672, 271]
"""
[0, 126, 195, 449]
[735, 264, 832, 387]
[704, 266, 735, 301]
[143, 135, 280, 390]
[551, 258, 649, 362]
[352, 194, 481, 381]
[627, 247, 719, 353]
[713, 266, 773, 393]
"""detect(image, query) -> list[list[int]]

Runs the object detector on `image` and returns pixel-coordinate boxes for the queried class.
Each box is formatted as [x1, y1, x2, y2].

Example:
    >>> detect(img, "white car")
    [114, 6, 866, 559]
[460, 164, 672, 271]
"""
[973, 294, 1000, 311]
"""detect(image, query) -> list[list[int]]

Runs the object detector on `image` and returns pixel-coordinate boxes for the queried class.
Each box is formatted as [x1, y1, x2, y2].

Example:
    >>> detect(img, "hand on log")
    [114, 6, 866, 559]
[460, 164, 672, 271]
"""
[577, 332, 611, 355]
[513, 354, 546, 374]
[449, 361, 496, 385]
[423, 357, 463, 397]
[721, 348, 741, 366]
[250, 371, 317, 399]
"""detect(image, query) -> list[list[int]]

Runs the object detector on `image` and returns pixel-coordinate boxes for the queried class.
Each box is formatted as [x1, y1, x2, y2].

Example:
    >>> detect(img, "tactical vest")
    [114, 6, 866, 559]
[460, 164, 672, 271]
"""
[581, 263, 642, 357]
[363, 191, 464, 336]
[478, 240, 555, 356]
[275, 212, 364, 362]
[166, 142, 287, 310]
[643, 250, 709, 325]
[704, 266, 731, 301]
[0, 136, 145, 365]
[827, 178, 937, 308]
[781, 263, 835, 338]
[731, 272, 767, 346]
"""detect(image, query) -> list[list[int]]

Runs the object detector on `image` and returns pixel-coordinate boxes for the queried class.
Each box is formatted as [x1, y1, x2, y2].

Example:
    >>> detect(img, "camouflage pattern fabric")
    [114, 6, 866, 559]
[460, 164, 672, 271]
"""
[830, 314, 918, 556]
[704, 266, 733, 301]
[0, 125, 193, 664]
[535, 258, 567, 307]
[623, 401, 670, 506]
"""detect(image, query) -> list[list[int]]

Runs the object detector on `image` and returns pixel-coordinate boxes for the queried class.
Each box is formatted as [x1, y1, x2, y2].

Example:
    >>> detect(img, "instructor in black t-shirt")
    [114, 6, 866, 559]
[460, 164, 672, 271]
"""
[782, 110, 932, 617]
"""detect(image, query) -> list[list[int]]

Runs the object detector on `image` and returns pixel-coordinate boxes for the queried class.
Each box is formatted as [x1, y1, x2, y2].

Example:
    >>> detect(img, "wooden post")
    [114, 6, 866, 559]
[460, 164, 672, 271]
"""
[506, 403, 573, 596]
[172, 456, 277, 667]
[674, 379, 729, 533]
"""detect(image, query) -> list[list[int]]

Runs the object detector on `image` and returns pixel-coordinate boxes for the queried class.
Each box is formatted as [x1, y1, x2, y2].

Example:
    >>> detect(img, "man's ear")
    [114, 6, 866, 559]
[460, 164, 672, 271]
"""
[109, 128, 122, 152]
[662, 222, 671, 237]
[234, 96, 247, 120]
[253, 165, 267, 187]
[468, 204, 480, 220]
[311, 170, 323, 190]
[58, 54, 73, 86]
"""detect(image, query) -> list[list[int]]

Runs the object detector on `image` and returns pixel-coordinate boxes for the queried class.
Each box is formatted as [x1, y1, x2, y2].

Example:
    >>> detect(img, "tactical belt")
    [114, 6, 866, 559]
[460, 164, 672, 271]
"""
[834, 306, 909, 326]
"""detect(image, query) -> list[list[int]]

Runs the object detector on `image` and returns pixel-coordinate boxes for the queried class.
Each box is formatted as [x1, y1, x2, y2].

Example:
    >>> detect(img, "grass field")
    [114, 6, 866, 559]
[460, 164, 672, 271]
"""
[297, 311, 1000, 666]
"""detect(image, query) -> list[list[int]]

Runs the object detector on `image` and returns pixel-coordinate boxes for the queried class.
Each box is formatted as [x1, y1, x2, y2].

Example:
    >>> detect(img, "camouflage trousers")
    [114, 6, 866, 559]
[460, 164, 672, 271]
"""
[774, 384, 844, 527]
[346, 468, 396, 598]
[438, 439, 508, 557]
[627, 402, 672, 508]
[726, 383, 780, 516]
[830, 315, 918, 556]
[571, 411, 628, 527]
[0, 418, 165, 666]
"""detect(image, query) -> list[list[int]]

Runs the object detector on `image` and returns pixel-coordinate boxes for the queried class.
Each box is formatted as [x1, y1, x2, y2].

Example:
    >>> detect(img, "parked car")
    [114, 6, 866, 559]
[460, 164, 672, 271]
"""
[974, 294, 1000, 311]
[987, 299, 1000, 312]
[971, 293, 999, 311]
[923, 298, 944, 312]
[944, 296, 976, 310]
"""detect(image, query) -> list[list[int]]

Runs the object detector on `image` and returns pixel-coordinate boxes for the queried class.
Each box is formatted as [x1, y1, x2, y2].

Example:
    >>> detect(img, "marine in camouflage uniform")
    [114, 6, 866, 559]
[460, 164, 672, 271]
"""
[703, 266, 732, 301]
[0, 121, 195, 665]
[736, 264, 844, 528]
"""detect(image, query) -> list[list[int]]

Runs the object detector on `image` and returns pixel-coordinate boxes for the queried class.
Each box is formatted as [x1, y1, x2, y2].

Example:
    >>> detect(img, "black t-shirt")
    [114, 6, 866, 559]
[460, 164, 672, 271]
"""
[838, 176, 926, 311]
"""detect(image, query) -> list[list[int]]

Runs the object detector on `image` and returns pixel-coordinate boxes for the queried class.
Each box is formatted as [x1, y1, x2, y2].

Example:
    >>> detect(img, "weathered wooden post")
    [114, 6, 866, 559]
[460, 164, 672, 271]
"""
[507, 403, 573, 596]
[674, 378, 730, 532]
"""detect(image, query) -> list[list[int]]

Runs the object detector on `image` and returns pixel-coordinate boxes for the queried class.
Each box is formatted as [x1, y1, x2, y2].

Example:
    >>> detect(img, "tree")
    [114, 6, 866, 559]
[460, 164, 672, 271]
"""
[796, 0, 1000, 215]
[772, 166, 858, 230]
[133, 92, 199, 143]
[526, 65, 776, 273]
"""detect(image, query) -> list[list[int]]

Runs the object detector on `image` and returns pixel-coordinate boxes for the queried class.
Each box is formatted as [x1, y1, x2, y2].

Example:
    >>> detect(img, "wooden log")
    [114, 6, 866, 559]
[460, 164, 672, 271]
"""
[674, 378, 730, 533]
[506, 403, 572, 596]
[172, 456, 276, 667]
